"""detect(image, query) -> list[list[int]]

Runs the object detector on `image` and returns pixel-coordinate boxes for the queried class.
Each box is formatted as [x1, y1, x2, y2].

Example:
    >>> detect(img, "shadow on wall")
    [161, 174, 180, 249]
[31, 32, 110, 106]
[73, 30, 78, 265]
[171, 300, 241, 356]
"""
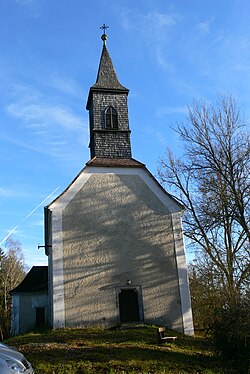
[52, 173, 186, 331]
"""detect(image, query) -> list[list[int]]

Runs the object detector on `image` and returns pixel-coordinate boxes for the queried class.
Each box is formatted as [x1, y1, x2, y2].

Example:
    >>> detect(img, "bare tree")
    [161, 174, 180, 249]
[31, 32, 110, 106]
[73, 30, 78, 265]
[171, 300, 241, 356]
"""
[158, 94, 250, 306]
[0, 238, 26, 339]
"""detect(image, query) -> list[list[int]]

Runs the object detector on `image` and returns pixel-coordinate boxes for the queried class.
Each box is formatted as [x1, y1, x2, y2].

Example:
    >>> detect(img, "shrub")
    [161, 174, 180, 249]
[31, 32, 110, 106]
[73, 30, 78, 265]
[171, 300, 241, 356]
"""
[206, 298, 250, 373]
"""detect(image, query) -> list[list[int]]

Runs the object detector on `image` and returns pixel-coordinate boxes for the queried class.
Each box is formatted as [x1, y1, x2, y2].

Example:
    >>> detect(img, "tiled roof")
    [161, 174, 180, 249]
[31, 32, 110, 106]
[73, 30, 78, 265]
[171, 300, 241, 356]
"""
[10, 266, 48, 294]
[86, 157, 145, 168]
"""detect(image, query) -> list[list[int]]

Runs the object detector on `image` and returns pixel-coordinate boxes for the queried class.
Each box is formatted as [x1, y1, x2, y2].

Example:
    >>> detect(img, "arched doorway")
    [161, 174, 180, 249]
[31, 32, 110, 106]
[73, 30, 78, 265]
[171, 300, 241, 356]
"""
[118, 289, 140, 323]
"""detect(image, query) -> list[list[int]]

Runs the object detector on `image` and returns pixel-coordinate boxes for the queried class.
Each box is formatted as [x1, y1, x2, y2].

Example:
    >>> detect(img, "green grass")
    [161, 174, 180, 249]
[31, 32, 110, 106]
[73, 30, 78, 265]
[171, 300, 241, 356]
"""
[4, 326, 233, 373]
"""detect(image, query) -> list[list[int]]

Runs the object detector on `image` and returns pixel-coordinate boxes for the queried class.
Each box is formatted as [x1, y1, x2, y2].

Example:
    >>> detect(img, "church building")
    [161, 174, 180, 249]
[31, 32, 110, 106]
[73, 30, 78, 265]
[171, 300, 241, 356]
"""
[11, 30, 194, 336]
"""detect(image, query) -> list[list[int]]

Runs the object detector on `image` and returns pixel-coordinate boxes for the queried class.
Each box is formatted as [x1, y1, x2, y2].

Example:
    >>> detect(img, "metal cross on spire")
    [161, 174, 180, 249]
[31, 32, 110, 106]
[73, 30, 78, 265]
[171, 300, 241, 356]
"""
[100, 23, 109, 35]
[100, 24, 109, 45]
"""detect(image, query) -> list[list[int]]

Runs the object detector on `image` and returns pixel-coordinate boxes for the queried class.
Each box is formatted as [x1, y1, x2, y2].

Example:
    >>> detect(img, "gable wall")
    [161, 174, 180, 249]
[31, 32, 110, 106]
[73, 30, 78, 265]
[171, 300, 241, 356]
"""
[61, 173, 183, 331]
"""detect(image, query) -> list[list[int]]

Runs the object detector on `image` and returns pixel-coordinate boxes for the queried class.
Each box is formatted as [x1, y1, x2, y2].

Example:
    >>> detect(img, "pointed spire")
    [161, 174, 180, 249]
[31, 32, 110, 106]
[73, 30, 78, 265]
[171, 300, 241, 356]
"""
[91, 25, 128, 91]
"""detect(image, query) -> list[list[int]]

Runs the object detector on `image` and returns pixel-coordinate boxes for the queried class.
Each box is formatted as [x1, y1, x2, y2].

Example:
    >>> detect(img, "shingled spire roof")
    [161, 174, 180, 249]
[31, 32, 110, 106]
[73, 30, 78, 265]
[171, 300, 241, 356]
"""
[91, 43, 128, 91]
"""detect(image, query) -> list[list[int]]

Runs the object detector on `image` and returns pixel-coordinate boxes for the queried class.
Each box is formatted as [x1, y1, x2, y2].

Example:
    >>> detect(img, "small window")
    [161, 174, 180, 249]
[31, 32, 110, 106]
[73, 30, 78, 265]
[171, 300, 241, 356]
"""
[105, 106, 118, 129]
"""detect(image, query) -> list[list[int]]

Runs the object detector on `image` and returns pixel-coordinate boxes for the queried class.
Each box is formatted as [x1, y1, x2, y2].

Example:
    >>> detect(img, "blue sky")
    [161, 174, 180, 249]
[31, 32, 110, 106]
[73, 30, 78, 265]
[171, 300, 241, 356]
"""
[1, 0, 250, 268]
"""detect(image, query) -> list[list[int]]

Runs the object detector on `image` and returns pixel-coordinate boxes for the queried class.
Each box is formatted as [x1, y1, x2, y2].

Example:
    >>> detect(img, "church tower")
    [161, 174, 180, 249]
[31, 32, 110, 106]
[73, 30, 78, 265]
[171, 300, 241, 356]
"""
[87, 30, 132, 159]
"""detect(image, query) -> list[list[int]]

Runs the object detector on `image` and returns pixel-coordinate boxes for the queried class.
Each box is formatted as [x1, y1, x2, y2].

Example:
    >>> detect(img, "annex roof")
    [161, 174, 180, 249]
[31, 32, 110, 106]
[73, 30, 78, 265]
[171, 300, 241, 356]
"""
[10, 266, 48, 294]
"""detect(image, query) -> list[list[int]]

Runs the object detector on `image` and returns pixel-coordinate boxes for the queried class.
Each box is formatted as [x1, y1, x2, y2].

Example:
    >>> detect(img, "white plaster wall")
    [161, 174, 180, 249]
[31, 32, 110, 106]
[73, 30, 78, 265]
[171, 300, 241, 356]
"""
[172, 213, 194, 336]
[49, 166, 194, 334]
[12, 292, 48, 334]
[11, 295, 19, 336]
[51, 211, 65, 328]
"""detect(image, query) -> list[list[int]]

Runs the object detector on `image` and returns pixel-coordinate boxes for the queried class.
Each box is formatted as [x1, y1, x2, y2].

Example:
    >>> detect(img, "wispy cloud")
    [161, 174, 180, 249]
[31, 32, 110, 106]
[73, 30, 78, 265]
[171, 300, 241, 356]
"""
[196, 18, 214, 35]
[221, 35, 250, 73]
[0, 186, 32, 198]
[143, 126, 168, 148]
[154, 131, 168, 147]
[33, 219, 44, 227]
[5, 85, 88, 161]
[141, 11, 178, 32]
[46, 75, 85, 98]
[14, 0, 43, 17]
[155, 45, 173, 71]
[156, 106, 188, 117]
[8, 102, 83, 131]
[121, 9, 180, 44]
[120, 7, 188, 96]
[15, 0, 36, 4]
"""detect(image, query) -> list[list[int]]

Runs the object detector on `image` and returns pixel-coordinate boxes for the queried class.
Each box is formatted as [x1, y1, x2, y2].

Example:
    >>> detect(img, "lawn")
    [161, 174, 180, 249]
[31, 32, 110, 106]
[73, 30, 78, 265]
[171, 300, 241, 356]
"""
[5, 325, 232, 373]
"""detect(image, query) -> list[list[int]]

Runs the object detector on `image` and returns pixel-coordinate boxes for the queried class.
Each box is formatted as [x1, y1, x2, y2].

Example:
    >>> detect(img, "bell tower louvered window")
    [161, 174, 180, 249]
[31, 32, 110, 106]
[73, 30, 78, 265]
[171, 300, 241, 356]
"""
[105, 106, 118, 129]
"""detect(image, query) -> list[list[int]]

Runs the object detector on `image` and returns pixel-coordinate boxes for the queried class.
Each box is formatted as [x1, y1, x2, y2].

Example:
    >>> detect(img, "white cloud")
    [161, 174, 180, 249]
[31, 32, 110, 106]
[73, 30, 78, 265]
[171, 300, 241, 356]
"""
[14, 0, 42, 8]
[156, 106, 188, 117]
[33, 219, 44, 227]
[121, 9, 180, 43]
[14, 0, 43, 17]
[7, 102, 83, 132]
[15, 0, 35, 4]
[0, 187, 31, 198]
[155, 45, 173, 71]
[48, 75, 85, 98]
[155, 131, 167, 147]
[143, 12, 178, 28]
[143, 126, 170, 148]
[196, 18, 214, 35]
[5, 85, 88, 161]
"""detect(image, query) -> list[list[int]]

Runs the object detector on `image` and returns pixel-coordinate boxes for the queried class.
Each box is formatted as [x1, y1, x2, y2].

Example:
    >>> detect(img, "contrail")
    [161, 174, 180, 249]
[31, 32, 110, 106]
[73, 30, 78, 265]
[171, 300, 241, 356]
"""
[0, 186, 60, 246]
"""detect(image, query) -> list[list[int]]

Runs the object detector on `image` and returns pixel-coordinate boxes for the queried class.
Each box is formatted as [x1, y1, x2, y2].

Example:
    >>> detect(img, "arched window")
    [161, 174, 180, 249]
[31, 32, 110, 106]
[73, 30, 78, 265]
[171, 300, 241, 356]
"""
[105, 106, 118, 129]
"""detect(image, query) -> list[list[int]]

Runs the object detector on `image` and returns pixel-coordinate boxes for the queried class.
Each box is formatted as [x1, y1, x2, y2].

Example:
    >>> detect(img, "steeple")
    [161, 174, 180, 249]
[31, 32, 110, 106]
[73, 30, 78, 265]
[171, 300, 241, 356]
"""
[91, 44, 128, 91]
[92, 23, 127, 91]
[86, 27, 132, 159]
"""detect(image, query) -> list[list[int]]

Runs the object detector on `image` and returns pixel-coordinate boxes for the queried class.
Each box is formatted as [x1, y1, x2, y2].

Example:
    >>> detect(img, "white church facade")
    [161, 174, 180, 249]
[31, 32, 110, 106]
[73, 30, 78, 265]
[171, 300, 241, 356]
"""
[11, 31, 194, 336]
